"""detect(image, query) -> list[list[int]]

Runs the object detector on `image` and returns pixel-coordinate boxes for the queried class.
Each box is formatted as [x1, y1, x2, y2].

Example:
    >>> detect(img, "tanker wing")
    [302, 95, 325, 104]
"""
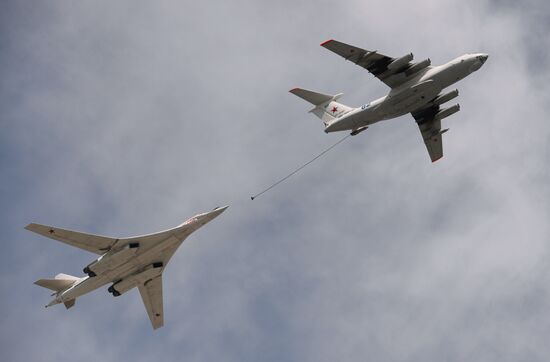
[320, 39, 427, 88]
[411, 88, 463, 162]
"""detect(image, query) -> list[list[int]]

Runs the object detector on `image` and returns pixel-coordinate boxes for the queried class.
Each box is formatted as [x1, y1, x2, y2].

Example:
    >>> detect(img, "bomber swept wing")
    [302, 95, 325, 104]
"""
[25, 224, 117, 254]
[30, 206, 229, 330]
[321, 39, 430, 88]
[138, 275, 164, 330]
[25, 222, 195, 255]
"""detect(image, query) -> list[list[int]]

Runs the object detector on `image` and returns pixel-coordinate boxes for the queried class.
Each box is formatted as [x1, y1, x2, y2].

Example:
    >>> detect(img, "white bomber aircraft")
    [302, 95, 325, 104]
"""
[27, 206, 228, 330]
[291, 40, 488, 162]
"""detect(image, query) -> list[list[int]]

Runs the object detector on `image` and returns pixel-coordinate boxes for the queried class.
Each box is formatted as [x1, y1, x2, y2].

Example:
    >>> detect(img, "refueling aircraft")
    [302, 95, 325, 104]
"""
[27, 206, 228, 330]
[291, 39, 488, 162]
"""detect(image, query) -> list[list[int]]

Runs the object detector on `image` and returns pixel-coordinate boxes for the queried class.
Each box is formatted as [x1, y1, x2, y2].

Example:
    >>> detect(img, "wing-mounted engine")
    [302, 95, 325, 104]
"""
[377, 53, 415, 85]
[387, 53, 414, 71]
[108, 262, 163, 297]
[381, 57, 432, 87]
[412, 89, 460, 123]
[413, 102, 460, 125]
[404, 59, 431, 76]
[433, 89, 459, 106]
[83, 242, 140, 277]
[434, 104, 460, 121]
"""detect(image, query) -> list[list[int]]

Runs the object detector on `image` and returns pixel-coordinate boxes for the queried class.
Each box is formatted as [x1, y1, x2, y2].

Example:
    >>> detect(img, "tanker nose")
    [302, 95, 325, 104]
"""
[470, 53, 488, 72]
[473, 53, 488, 65]
[479, 54, 488, 64]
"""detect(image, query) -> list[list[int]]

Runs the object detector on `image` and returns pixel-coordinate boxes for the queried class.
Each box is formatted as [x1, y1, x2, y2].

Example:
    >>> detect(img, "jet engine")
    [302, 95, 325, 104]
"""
[433, 89, 459, 106]
[388, 53, 413, 71]
[434, 104, 460, 121]
[83, 243, 139, 277]
[108, 262, 163, 297]
[405, 58, 431, 76]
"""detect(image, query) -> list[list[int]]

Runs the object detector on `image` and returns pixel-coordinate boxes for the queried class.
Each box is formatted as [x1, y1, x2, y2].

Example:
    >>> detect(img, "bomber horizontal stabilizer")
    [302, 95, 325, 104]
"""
[35, 273, 80, 292]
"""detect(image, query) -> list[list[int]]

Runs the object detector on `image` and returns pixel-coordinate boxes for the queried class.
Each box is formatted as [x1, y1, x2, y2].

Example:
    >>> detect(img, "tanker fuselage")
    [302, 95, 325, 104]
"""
[324, 53, 488, 133]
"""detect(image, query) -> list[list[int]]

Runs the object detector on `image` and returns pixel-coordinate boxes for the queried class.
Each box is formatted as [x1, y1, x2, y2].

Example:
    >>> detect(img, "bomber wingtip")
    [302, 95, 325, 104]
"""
[24, 223, 36, 231]
[431, 156, 443, 163]
[289, 87, 301, 93]
[320, 39, 334, 46]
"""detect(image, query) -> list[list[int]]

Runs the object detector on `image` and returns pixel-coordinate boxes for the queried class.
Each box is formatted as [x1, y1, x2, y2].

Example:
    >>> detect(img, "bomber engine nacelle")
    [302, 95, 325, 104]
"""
[83, 243, 139, 277]
[388, 53, 413, 71]
[434, 104, 460, 121]
[108, 262, 163, 297]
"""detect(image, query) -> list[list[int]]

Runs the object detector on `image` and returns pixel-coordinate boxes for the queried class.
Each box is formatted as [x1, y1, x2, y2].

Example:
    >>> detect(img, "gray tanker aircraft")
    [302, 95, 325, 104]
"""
[291, 39, 488, 162]
[28, 206, 228, 330]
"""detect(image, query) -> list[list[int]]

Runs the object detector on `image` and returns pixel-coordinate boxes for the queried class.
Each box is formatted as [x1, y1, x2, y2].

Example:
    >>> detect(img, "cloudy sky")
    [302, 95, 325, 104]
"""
[2, 0, 550, 361]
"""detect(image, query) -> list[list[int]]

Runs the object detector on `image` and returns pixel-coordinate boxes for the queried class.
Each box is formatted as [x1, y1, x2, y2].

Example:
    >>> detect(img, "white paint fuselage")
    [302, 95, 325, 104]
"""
[46, 207, 227, 307]
[324, 53, 488, 133]
[53, 237, 181, 304]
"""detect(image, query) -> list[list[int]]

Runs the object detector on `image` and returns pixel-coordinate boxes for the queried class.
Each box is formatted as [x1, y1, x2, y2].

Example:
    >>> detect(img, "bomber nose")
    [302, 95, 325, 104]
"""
[211, 205, 229, 215]
[206, 205, 229, 220]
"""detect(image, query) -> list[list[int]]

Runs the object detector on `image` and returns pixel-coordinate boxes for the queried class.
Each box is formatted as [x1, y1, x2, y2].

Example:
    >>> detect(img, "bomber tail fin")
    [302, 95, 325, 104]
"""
[290, 88, 353, 127]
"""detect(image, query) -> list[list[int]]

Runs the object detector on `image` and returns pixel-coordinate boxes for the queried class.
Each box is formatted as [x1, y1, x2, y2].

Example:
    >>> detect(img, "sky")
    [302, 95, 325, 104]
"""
[1, 0, 550, 361]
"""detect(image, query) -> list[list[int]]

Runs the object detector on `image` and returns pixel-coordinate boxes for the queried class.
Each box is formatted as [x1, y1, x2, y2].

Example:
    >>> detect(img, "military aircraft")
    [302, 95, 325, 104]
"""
[27, 206, 228, 330]
[291, 40, 488, 162]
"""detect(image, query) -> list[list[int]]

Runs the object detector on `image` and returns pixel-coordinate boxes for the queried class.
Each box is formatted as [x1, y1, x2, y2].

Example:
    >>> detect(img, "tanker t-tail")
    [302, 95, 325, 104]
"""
[291, 40, 488, 162]
[28, 206, 228, 330]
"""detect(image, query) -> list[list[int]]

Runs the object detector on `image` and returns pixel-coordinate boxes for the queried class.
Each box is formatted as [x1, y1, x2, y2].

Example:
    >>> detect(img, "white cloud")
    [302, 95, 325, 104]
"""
[2, 0, 549, 361]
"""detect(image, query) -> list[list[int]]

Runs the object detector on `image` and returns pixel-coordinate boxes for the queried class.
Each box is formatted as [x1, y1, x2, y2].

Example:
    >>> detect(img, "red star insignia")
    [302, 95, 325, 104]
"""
[331, 106, 338, 113]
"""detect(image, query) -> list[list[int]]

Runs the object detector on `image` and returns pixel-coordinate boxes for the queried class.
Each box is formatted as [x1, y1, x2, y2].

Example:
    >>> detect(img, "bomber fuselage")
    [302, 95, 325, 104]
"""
[46, 207, 226, 307]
